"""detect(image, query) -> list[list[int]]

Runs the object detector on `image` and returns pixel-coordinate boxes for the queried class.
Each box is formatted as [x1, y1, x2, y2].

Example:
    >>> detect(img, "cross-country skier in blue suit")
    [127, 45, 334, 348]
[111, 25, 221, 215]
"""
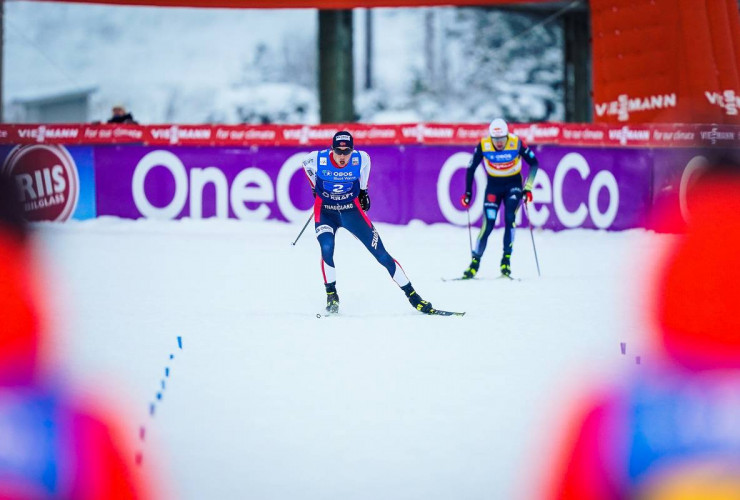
[302, 131, 435, 315]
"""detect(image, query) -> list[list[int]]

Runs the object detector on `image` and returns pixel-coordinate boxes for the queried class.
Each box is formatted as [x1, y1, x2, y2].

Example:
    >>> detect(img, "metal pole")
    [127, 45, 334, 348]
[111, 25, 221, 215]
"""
[522, 201, 541, 277]
[291, 213, 313, 246]
[466, 208, 473, 254]
[365, 9, 373, 90]
[318, 9, 354, 123]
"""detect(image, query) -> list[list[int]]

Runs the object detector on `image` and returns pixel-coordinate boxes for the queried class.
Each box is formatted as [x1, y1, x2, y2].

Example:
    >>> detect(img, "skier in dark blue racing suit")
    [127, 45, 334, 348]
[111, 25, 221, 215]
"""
[301, 131, 435, 315]
[460, 118, 539, 279]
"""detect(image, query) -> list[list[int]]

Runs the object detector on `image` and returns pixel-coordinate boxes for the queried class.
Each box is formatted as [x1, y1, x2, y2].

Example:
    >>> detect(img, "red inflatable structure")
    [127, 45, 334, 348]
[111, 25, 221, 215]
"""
[592, 0, 740, 124]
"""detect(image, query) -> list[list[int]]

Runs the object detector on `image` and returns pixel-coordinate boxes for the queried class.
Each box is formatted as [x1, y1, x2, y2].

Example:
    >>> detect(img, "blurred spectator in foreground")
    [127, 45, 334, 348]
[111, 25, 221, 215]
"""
[542, 155, 740, 499]
[0, 174, 156, 498]
[107, 104, 138, 124]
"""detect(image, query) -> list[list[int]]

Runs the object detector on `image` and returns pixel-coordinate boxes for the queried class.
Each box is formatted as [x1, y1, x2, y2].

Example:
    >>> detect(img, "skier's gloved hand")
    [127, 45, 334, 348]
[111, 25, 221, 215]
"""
[359, 189, 371, 211]
[460, 192, 472, 208]
[523, 189, 532, 203]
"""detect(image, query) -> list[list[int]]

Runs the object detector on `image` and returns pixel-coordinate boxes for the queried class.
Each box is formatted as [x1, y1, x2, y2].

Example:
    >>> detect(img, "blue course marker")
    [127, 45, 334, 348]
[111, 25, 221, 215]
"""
[165, 367, 170, 377]
[149, 403, 155, 416]
[177, 336, 183, 349]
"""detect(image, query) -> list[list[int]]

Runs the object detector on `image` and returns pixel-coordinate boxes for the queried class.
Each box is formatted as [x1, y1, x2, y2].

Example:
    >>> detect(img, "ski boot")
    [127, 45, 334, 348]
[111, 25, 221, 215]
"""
[401, 283, 435, 314]
[500, 254, 512, 277]
[462, 256, 480, 280]
[325, 282, 339, 314]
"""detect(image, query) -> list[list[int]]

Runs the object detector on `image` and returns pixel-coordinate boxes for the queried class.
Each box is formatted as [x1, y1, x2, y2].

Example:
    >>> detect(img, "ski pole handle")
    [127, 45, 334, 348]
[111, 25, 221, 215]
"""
[291, 213, 313, 246]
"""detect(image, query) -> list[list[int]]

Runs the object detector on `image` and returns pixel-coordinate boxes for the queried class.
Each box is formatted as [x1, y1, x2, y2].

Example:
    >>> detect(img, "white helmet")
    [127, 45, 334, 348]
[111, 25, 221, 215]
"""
[489, 118, 508, 139]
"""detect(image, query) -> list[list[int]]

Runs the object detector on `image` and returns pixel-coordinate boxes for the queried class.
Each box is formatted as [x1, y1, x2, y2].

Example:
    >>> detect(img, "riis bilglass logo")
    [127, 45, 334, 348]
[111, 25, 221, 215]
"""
[2, 144, 79, 221]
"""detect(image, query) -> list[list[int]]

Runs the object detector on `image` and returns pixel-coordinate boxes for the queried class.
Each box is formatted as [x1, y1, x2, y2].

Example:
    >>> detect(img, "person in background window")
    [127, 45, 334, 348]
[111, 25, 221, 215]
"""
[107, 104, 138, 124]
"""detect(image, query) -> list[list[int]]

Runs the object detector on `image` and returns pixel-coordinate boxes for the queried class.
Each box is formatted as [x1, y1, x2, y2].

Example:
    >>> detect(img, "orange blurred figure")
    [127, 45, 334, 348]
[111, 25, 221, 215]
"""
[0, 173, 156, 499]
[544, 155, 740, 500]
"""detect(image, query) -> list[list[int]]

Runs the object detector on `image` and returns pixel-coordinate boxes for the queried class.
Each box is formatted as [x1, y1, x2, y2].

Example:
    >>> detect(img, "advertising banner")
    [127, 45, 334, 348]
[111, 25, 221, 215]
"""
[94, 144, 653, 230]
[1, 123, 735, 228]
[95, 145, 310, 221]
[1, 123, 736, 148]
[0, 144, 96, 221]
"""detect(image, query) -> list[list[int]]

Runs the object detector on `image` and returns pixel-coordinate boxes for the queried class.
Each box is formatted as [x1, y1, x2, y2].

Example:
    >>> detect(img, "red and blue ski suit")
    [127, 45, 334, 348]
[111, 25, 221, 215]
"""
[301, 148, 410, 288]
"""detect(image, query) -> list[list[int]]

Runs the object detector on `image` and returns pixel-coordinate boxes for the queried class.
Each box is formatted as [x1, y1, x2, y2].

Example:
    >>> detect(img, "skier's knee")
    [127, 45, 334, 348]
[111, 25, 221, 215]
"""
[320, 241, 334, 256]
[505, 212, 516, 226]
[317, 235, 335, 259]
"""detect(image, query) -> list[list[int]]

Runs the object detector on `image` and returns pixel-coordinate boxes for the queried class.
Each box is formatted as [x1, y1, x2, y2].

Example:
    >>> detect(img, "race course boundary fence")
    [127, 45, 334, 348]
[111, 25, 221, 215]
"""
[1, 122, 737, 231]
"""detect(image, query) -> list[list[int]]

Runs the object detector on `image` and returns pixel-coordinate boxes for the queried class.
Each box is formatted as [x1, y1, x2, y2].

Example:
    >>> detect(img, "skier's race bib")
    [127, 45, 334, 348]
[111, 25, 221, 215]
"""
[323, 181, 353, 195]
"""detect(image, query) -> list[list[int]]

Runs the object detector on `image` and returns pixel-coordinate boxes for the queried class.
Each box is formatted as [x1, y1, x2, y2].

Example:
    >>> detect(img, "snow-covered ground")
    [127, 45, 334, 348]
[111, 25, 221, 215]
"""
[34, 218, 671, 499]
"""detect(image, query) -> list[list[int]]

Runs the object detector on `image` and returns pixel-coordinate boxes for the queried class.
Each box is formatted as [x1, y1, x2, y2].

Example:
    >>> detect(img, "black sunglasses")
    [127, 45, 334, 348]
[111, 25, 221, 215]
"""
[333, 147, 352, 156]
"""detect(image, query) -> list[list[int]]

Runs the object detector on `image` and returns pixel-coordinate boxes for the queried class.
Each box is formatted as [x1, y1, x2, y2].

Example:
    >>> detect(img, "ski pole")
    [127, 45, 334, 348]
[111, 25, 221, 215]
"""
[466, 208, 473, 254]
[291, 213, 313, 246]
[522, 201, 541, 277]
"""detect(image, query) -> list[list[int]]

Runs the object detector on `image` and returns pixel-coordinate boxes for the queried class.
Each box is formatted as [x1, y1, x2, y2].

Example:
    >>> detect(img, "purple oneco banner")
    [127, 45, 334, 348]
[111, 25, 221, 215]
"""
[93, 144, 719, 230]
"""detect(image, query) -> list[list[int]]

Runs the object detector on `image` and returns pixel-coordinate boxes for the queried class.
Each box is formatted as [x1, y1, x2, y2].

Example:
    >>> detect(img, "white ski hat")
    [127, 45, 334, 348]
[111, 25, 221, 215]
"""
[489, 118, 508, 138]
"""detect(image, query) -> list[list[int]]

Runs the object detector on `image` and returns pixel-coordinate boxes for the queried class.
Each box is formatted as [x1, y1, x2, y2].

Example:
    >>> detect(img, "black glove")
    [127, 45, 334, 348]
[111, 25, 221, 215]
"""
[359, 189, 371, 211]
